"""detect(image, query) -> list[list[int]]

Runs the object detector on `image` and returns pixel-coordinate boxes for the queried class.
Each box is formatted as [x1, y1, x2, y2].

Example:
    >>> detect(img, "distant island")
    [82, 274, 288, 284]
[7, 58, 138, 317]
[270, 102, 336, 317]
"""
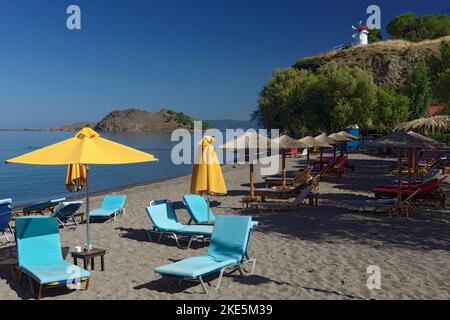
[50, 108, 206, 133]
[46, 108, 258, 133]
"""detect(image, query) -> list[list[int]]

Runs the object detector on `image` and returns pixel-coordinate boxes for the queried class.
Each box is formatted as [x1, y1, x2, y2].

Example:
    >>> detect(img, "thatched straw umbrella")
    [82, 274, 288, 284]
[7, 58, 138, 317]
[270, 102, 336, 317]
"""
[395, 116, 450, 134]
[272, 135, 311, 186]
[299, 136, 332, 165]
[368, 131, 444, 205]
[314, 134, 336, 169]
[220, 132, 272, 198]
[337, 131, 359, 140]
[329, 133, 353, 157]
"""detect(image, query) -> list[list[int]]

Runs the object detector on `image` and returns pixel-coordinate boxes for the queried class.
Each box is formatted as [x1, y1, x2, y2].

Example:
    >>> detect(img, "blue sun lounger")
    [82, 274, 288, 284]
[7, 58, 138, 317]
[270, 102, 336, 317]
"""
[22, 198, 66, 215]
[16, 216, 90, 299]
[182, 194, 216, 224]
[0, 199, 14, 243]
[146, 201, 213, 249]
[154, 216, 256, 294]
[89, 195, 126, 222]
[182, 194, 259, 229]
[51, 201, 83, 229]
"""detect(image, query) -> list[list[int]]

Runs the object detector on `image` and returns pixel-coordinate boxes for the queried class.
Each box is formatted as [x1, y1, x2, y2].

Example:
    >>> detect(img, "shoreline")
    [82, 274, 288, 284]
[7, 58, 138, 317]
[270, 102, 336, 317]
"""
[13, 171, 194, 211]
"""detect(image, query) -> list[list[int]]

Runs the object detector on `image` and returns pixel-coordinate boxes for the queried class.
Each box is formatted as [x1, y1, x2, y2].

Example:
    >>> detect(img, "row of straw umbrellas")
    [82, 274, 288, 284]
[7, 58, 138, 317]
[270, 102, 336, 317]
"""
[219, 131, 360, 198]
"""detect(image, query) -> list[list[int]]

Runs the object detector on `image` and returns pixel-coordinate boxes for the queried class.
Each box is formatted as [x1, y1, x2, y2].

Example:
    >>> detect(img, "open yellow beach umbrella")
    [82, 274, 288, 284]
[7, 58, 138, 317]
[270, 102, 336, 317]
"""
[6, 127, 158, 250]
[66, 163, 87, 192]
[190, 136, 227, 222]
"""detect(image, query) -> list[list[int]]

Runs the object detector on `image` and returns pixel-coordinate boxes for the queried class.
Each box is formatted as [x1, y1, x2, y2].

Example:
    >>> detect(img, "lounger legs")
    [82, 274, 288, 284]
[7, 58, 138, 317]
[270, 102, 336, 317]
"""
[37, 284, 43, 300]
[199, 277, 208, 294]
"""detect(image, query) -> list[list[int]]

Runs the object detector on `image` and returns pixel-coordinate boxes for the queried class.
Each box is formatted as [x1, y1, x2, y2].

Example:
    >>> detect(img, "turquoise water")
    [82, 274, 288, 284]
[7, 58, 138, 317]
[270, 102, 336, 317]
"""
[0, 131, 195, 207]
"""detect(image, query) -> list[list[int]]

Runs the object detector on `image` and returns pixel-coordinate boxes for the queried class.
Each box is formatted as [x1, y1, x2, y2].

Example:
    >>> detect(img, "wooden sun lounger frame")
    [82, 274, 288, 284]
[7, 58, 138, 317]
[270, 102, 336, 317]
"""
[263, 167, 312, 188]
[348, 188, 421, 218]
[254, 178, 317, 200]
[15, 270, 90, 300]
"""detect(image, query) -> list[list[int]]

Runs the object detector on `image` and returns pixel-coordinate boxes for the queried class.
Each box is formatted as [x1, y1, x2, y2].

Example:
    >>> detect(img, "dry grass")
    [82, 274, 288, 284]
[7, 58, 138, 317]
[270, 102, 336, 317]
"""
[310, 36, 450, 62]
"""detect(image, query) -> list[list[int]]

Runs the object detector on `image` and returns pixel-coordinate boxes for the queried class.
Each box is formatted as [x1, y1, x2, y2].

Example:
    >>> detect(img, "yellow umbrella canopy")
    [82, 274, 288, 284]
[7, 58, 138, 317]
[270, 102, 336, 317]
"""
[6, 127, 157, 165]
[190, 136, 227, 195]
[66, 163, 87, 192]
[6, 127, 158, 250]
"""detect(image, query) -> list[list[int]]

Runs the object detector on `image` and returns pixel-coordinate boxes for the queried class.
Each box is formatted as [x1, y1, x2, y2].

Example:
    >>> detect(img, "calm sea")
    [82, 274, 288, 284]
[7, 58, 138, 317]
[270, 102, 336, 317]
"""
[0, 131, 196, 207]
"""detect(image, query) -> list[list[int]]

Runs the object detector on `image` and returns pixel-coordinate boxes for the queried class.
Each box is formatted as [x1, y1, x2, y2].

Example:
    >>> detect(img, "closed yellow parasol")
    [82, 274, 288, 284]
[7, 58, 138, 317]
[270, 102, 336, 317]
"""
[66, 164, 87, 192]
[190, 136, 227, 221]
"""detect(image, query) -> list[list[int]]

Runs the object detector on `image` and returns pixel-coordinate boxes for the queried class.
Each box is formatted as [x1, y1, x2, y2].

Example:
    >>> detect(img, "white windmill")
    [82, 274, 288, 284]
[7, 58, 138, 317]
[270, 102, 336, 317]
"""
[352, 21, 369, 45]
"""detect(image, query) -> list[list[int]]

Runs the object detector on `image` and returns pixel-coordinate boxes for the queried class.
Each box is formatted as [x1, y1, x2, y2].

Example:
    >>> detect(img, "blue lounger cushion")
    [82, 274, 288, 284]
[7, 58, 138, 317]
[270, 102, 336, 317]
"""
[183, 194, 216, 223]
[154, 256, 236, 279]
[16, 216, 90, 287]
[182, 195, 259, 228]
[155, 216, 253, 279]
[89, 208, 119, 217]
[146, 202, 213, 236]
[89, 195, 126, 218]
[22, 261, 90, 284]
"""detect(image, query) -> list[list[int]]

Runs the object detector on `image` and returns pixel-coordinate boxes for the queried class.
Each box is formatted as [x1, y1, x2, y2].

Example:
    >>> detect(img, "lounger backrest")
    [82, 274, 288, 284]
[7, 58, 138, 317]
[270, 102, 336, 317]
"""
[0, 199, 12, 231]
[52, 201, 82, 219]
[101, 195, 126, 210]
[23, 198, 66, 213]
[207, 216, 252, 263]
[145, 202, 181, 231]
[16, 216, 63, 267]
[292, 185, 313, 205]
[183, 194, 216, 223]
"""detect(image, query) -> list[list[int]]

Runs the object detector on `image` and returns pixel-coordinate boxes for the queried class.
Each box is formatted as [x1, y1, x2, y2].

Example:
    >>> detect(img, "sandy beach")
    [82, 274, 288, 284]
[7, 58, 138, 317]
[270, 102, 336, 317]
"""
[1, 153, 449, 300]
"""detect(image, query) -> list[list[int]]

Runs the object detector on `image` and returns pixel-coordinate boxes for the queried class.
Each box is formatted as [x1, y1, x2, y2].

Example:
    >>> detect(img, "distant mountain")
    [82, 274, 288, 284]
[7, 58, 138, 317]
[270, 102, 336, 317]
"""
[205, 119, 260, 130]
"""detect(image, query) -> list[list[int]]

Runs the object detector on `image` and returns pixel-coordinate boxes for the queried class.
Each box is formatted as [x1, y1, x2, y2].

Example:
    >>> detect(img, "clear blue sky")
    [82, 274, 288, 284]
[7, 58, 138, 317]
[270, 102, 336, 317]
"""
[1, 0, 449, 129]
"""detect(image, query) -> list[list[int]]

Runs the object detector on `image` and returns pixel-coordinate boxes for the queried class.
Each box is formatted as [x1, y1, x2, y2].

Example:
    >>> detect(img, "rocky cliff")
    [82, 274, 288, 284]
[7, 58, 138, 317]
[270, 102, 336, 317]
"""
[293, 36, 450, 88]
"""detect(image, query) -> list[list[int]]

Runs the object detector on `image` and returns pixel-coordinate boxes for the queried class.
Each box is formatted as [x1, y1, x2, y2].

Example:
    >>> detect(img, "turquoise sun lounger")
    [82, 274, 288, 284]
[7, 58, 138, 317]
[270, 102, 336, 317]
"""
[146, 201, 213, 249]
[182, 194, 216, 224]
[16, 216, 90, 299]
[51, 201, 83, 229]
[154, 216, 256, 294]
[0, 199, 14, 243]
[89, 195, 126, 221]
[22, 198, 66, 215]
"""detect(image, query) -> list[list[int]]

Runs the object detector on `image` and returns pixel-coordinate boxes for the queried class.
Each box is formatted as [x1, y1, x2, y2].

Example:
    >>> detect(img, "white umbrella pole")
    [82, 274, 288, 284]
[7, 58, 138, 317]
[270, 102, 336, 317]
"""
[85, 165, 91, 251]
[202, 192, 211, 223]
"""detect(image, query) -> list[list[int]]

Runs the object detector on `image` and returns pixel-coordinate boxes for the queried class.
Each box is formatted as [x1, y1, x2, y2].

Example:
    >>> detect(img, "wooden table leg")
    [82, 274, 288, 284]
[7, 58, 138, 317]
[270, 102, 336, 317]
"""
[73, 257, 78, 266]
[101, 255, 105, 271]
[84, 258, 88, 270]
[91, 258, 95, 270]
